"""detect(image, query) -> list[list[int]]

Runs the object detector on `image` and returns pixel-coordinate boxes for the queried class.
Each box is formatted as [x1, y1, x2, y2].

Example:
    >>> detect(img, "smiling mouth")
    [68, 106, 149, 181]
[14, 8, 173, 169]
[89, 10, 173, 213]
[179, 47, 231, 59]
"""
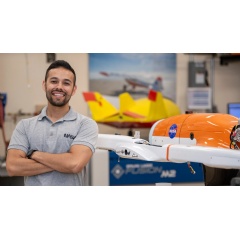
[52, 91, 66, 97]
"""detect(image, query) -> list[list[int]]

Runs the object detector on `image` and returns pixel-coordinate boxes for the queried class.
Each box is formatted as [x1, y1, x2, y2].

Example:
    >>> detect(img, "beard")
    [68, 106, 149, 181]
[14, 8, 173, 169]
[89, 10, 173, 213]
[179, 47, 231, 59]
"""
[46, 89, 71, 107]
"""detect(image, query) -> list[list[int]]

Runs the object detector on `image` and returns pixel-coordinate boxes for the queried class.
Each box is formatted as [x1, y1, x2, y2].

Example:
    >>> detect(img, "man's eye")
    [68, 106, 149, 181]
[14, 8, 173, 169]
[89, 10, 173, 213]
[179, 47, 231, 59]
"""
[51, 80, 57, 84]
[64, 82, 71, 85]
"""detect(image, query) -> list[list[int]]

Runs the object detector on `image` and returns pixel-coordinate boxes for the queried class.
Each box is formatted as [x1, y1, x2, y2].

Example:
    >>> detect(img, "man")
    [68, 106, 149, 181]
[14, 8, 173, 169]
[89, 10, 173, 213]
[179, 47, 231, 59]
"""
[6, 60, 98, 186]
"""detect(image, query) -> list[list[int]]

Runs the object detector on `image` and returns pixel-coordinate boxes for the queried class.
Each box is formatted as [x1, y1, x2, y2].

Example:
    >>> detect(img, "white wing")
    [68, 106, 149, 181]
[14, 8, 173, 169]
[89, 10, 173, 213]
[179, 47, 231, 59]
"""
[96, 134, 240, 169]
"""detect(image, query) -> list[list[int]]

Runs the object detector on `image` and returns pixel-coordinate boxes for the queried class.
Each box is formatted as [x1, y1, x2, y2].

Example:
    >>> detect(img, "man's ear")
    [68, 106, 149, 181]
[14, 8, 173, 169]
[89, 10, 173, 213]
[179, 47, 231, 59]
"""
[42, 80, 46, 92]
[71, 85, 77, 96]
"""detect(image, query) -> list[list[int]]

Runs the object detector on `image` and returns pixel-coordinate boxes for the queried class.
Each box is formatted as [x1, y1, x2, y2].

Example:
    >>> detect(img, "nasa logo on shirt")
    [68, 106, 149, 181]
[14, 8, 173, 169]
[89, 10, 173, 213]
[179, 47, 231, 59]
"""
[169, 124, 177, 139]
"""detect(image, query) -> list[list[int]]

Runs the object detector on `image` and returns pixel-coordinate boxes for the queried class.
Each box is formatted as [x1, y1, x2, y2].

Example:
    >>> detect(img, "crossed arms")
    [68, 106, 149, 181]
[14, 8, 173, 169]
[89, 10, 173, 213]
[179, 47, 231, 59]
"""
[6, 145, 93, 177]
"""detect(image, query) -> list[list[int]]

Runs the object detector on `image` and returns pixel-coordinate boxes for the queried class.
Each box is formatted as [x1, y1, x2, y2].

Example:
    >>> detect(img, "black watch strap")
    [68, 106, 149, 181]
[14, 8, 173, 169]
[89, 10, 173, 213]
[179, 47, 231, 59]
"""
[27, 150, 37, 159]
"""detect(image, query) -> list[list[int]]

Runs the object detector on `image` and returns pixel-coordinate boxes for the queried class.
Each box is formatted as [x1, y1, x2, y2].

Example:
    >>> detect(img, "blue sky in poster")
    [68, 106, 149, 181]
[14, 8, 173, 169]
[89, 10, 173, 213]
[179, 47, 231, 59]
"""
[89, 53, 176, 78]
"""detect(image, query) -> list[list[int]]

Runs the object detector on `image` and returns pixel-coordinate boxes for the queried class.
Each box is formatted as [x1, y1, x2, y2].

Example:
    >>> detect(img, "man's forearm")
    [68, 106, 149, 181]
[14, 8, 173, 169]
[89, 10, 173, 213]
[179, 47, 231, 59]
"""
[31, 145, 92, 174]
[6, 157, 53, 177]
[32, 151, 76, 173]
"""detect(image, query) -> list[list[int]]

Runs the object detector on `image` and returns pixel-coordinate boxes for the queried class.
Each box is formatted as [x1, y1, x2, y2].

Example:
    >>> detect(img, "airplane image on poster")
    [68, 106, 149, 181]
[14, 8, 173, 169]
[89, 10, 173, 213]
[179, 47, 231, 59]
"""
[89, 53, 177, 101]
[99, 71, 163, 93]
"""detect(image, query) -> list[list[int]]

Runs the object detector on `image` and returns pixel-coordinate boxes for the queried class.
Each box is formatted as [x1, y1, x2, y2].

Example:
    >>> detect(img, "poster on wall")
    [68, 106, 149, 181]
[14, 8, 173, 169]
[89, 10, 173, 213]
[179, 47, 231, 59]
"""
[89, 53, 176, 101]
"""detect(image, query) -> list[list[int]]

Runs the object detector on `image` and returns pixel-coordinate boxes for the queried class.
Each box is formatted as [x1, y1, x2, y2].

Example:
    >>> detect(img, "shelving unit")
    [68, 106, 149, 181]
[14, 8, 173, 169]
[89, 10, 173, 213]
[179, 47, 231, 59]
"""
[186, 53, 240, 66]
[220, 54, 240, 65]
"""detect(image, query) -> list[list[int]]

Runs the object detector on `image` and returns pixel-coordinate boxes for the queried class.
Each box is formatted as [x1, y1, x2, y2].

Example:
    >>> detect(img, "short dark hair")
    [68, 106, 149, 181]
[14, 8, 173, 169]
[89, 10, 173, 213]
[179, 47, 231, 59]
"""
[45, 60, 76, 85]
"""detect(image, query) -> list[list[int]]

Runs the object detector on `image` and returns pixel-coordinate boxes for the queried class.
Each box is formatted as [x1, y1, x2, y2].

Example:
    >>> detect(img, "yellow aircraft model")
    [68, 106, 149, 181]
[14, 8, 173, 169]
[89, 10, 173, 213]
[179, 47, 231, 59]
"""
[82, 90, 181, 129]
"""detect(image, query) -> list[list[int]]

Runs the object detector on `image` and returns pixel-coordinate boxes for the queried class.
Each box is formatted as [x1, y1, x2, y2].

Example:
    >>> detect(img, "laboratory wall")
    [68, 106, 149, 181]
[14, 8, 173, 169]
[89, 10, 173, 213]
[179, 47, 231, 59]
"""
[176, 54, 240, 114]
[0, 53, 89, 116]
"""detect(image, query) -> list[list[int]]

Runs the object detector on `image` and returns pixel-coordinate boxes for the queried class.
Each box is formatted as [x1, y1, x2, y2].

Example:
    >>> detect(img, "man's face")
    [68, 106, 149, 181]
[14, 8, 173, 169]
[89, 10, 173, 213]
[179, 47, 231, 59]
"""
[43, 67, 77, 107]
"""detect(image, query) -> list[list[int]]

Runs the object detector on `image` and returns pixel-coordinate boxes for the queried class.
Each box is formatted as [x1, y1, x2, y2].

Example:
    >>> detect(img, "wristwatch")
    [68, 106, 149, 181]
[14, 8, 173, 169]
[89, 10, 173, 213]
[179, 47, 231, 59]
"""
[27, 150, 37, 159]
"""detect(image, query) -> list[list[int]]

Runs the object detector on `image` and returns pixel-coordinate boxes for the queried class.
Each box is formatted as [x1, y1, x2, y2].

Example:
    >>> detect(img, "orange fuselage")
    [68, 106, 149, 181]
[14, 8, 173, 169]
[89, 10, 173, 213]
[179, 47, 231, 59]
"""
[151, 113, 239, 149]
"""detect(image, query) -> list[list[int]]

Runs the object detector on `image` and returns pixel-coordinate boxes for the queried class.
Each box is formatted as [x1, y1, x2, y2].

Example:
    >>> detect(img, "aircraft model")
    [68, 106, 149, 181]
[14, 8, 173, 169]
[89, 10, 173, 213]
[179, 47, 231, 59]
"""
[99, 71, 163, 92]
[82, 89, 181, 129]
[96, 112, 240, 170]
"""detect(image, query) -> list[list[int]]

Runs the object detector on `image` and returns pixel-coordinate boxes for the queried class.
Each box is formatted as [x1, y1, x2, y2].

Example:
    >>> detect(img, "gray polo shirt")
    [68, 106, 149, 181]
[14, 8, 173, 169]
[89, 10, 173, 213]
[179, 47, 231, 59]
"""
[8, 106, 99, 186]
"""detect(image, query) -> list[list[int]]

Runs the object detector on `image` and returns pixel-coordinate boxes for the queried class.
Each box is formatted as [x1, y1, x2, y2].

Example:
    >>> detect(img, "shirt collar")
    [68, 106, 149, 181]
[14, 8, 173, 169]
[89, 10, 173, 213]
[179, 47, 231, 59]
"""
[38, 106, 77, 121]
